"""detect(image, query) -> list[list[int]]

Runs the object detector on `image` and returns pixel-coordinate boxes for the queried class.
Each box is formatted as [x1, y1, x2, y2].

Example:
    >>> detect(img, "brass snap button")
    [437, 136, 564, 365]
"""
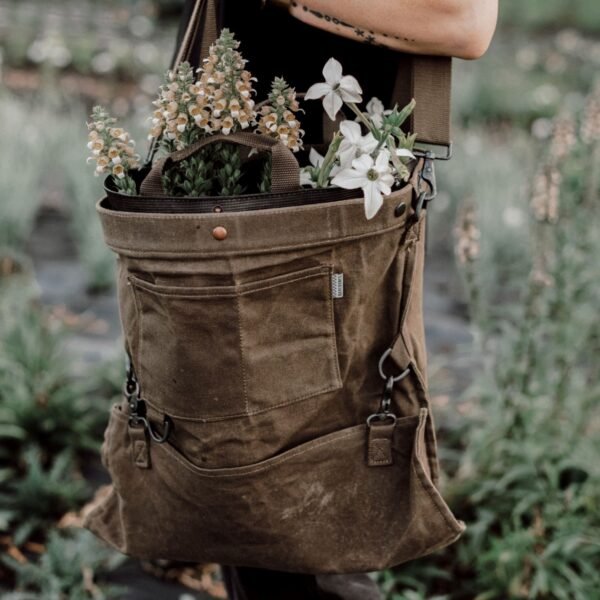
[212, 226, 228, 241]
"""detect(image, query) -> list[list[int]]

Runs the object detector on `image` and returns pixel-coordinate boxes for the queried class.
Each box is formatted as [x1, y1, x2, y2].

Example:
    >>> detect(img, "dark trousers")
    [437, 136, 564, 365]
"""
[221, 566, 383, 600]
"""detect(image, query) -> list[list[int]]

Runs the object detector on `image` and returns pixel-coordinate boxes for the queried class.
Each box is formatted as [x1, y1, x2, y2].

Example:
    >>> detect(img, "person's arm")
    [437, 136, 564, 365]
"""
[277, 0, 497, 60]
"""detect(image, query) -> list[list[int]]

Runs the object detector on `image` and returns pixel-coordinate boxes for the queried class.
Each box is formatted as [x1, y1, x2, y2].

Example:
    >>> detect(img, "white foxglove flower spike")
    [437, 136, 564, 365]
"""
[332, 150, 395, 220]
[305, 58, 363, 121]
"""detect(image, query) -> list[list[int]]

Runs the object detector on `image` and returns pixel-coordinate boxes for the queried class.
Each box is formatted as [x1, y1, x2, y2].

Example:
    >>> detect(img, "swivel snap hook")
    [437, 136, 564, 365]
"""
[367, 376, 398, 426]
[413, 151, 437, 220]
[128, 405, 173, 444]
[124, 352, 172, 444]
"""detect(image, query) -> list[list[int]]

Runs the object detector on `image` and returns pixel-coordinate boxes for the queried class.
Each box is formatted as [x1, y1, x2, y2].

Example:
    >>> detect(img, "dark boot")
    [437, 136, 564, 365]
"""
[221, 565, 382, 600]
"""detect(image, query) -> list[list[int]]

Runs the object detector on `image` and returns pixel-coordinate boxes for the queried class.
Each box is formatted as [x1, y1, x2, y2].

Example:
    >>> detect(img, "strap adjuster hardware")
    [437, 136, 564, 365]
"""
[125, 354, 173, 444]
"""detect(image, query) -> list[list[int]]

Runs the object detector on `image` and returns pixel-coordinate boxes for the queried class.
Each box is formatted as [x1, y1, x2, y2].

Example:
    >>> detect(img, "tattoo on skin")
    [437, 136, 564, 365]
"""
[289, 1, 416, 45]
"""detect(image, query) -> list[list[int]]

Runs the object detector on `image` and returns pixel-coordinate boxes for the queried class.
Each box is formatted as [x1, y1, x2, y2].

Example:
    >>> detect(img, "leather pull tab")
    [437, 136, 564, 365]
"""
[367, 420, 396, 467]
[128, 424, 151, 469]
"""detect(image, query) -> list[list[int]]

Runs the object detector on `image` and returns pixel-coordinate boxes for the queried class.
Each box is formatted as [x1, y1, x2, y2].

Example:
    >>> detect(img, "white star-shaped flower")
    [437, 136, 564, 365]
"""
[332, 150, 395, 220]
[364, 97, 391, 128]
[305, 58, 363, 121]
[337, 121, 378, 166]
[300, 147, 342, 187]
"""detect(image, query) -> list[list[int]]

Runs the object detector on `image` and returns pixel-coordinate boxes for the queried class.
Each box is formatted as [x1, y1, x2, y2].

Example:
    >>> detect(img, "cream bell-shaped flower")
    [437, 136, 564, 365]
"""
[332, 150, 394, 220]
[305, 58, 362, 121]
[337, 121, 378, 166]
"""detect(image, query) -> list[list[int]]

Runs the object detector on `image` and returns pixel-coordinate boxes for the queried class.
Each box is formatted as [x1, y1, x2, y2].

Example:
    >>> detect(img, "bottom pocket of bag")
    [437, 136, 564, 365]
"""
[83, 403, 465, 573]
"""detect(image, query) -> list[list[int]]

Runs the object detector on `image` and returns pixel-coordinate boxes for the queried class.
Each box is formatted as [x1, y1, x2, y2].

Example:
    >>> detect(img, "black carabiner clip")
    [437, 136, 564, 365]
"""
[129, 410, 173, 444]
[414, 152, 437, 220]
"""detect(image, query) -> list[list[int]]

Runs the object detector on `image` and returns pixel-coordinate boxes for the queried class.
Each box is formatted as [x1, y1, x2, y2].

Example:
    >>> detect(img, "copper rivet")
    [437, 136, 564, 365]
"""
[394, 202, 407, 217]
[212, 226, 228, 241]
[213, 205, 223, 213]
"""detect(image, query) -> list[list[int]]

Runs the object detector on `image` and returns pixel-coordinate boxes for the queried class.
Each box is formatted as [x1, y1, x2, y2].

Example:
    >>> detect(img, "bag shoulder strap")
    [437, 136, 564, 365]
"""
[393, 55, 452, 150]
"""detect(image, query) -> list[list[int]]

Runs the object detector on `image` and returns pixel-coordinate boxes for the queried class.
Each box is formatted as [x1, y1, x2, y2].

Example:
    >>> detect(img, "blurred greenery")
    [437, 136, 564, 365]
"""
[0, 0, 598, 597]
[0, 287, 120, 593]
[2, 527, 126, 599]
[378, 82, 600, 600]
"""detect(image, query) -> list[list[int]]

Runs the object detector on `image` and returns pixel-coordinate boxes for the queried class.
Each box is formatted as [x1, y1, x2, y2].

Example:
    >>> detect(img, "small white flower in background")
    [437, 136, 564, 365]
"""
[332, 150, 395, 220]
[364, 97, 390, 128]
[337, 121, 377, 166]
[300, 148, 342, 187]
[305, 57, 362, 121]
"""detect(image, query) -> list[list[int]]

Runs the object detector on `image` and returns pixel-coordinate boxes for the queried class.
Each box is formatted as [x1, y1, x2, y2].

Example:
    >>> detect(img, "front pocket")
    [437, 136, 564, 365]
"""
[129, 264, 342, 420]
[84, 405, 465, 572]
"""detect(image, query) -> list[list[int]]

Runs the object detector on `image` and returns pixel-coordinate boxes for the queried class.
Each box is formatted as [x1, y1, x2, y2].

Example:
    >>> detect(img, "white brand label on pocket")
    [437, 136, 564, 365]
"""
[331, 273, 344, 299]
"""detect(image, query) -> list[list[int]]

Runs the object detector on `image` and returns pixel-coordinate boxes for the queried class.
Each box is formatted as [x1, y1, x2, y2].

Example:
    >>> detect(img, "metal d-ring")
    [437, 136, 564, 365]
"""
[378, 348, 411, 383]
[366, 412, 398, 427]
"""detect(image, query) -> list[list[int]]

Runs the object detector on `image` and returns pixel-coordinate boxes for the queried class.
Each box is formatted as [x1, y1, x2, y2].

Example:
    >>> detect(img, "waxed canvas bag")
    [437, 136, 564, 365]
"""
[83, 0, 466, 573]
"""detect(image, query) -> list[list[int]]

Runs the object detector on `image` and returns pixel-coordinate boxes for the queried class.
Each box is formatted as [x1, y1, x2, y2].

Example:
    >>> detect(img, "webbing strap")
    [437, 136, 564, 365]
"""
[173, 0, 218, 68]
[393, 55, 452, 147]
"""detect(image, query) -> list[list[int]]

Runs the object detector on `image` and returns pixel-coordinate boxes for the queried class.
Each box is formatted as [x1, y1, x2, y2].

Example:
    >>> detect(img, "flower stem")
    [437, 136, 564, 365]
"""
[386, 136, 405, 177]
[317, 132, 342, 188]
[346, 102, 378, 136]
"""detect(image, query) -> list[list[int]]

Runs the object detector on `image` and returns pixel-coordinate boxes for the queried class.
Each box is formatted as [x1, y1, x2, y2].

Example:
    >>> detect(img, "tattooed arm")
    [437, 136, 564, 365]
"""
[273, 0, 498, 59]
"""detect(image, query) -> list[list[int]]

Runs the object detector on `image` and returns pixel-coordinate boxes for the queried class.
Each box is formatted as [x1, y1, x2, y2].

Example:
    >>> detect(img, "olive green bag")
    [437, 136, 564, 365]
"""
[83, 0, 466, 574]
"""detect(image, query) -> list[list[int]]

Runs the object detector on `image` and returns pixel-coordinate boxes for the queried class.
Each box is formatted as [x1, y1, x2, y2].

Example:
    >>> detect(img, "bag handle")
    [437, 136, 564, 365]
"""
[140, 131, 301, 196]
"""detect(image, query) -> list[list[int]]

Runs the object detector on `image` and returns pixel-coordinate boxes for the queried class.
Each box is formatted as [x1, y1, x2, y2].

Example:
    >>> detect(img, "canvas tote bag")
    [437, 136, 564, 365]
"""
[83, 0, 466, 574]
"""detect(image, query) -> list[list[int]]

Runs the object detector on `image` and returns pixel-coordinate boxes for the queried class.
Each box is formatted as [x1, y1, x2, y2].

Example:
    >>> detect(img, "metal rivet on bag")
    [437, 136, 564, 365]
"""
[212, 226, 228, 241]
[394, 202, 407, 217]
[213, 205, 223, 213]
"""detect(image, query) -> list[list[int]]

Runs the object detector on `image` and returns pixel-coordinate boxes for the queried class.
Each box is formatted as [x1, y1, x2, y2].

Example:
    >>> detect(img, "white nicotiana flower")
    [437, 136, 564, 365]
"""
[332, 150, 395, 220]
[337, 120, 378, 166]
[300, 148, 324, 187]
[364, 97, 391, 127]
[305, 57, 362, 121]
[300, 147, 341, 187]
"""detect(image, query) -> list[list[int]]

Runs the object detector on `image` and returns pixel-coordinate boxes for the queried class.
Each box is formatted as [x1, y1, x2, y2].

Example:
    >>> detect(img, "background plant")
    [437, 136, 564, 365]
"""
[376, 86, 600, 600]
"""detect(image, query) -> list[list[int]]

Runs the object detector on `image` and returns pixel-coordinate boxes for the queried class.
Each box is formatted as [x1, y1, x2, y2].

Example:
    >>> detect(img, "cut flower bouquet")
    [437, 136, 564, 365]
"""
[87, 29, 417, 219]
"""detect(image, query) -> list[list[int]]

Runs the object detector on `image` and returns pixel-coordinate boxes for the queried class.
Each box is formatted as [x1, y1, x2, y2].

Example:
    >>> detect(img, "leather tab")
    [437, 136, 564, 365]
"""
[367, 420, 396, 467]
[128, 425, 151, 469]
